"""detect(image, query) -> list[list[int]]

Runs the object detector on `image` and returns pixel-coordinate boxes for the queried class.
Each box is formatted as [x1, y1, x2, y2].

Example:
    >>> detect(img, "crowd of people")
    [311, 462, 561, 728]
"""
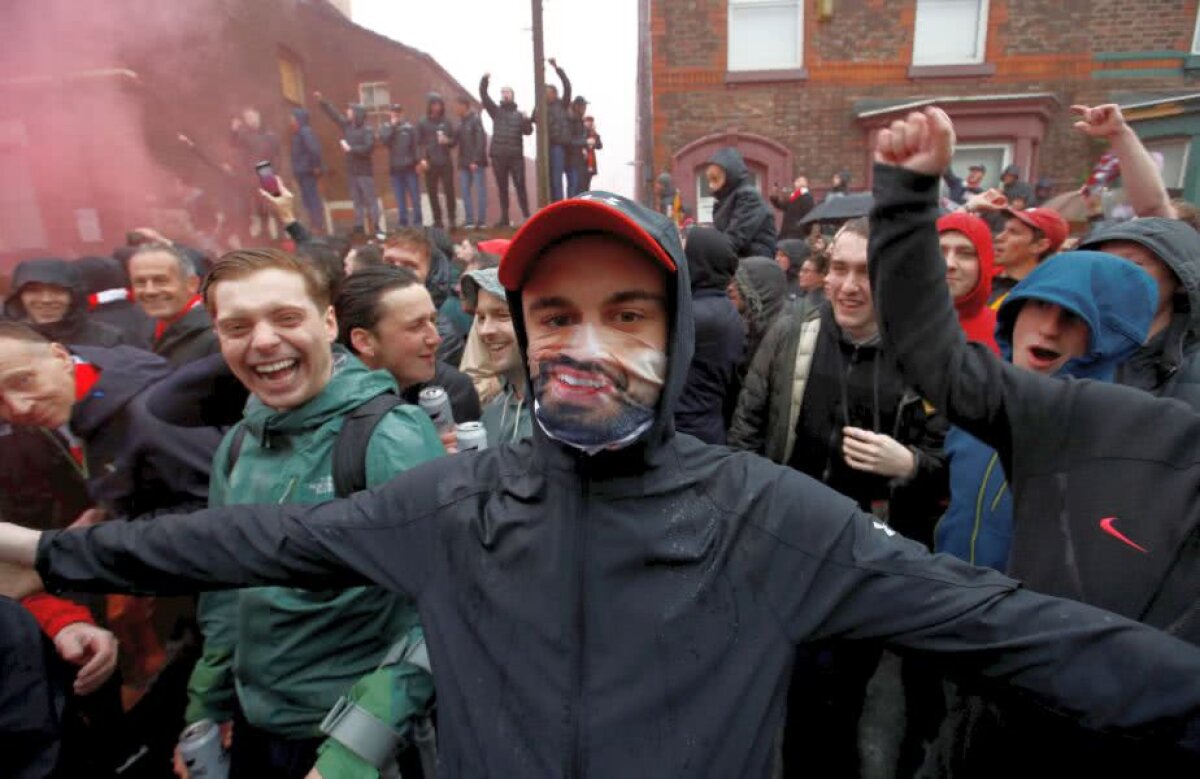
[1, 90, 1200, 779]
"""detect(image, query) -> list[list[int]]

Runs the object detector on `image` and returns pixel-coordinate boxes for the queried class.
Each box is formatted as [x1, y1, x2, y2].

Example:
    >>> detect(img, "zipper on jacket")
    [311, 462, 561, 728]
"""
[568, 458, 590, 778]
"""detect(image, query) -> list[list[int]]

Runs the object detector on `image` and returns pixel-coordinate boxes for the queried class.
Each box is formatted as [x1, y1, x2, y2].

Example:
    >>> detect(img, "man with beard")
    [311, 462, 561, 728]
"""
[7, 194, 1200, 777]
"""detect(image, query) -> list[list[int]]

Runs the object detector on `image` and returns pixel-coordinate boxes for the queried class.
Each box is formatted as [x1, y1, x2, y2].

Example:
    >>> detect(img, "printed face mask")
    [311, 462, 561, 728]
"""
[529, 322, 667, 454]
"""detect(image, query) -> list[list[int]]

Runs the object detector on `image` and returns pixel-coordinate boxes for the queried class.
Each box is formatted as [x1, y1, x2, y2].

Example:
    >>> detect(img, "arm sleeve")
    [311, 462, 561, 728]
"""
[21, 593, 93, 638]
[727, 315, 787, 454]
[556, 66, 572, 105]
[594, 134, 603, 150]
[754, 481, 1200, 750]
[319, 98, 347, 129]
[942, 168, 966, 204]
[721, 192, 763, 255]
[479, 77, 498, 117]
[868, 164, 1070, 470]
[184, 590, 238, 724]
[364, 408, 445, 488]
[286, 219, 314, 246]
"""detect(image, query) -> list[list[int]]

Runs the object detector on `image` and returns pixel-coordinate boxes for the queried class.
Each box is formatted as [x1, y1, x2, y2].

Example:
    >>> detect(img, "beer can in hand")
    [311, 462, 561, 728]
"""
[179, 720, 229, 779]
[456, 421, 488, 452]
[418, 386, 456, 432]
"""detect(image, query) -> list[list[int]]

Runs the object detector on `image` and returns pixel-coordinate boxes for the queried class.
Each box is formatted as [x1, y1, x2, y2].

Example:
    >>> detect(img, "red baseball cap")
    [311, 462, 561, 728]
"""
[1001, 207, 1069, 253]
[498, 194, 678, 291]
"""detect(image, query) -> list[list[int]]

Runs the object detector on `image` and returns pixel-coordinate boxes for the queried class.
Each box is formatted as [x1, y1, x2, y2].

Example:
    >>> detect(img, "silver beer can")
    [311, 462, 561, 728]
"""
[418, 386, 455, 432]
[179, 719, 229, 779]
[456, 421, 488, 452]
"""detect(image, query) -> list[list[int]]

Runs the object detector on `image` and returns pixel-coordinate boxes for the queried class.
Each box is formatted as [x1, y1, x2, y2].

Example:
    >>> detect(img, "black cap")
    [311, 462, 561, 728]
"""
[572, 95, 588, 106]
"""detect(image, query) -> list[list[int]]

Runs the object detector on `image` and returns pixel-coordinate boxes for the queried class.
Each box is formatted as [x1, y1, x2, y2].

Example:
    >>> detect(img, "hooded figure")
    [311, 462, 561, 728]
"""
[775, 238, 811, 300]
[74, 255, 152, 348]
[32, 195, 1200, 778]
[4, 259, 128, 347]
[937, 252, 1157, 571]
[1080, 217, 1200, 410]
[826, 170, 851, 200]
[937, 212, 997, 354]
[418, 93, 458, 228]
[676, 227, 744, 445]
[423, 227, 466, 367]
[732, 256, 790, 374]
[706, 147, 777, 259]
[317, 97, 378, 231]
[655, 172, 677, 216]
[289, 108, 327, 233]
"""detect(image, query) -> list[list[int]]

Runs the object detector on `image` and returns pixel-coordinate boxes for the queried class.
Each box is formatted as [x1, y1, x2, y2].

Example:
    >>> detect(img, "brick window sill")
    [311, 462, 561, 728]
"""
[725, 68, 809, 85]
[908, 63, 997, 79]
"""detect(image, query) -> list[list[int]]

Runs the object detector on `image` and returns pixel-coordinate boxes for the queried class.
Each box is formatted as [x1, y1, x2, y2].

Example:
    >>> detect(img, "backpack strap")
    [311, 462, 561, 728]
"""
[332, 392, 404, 498]
[225, 423, 249, 480]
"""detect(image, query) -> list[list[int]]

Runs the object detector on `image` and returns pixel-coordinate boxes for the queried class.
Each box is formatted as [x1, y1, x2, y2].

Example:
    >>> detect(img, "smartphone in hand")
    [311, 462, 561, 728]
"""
[255, 161, 282, 196]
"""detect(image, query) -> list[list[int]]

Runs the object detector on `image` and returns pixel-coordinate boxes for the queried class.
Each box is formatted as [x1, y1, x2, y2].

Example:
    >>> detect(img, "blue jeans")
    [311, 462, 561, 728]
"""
[349, 174, 380, 232]
[549, 144, 567, 202]
[389, 169, 423, 226]
[458, 167, 487, 226]
[296, 174, 326, 233]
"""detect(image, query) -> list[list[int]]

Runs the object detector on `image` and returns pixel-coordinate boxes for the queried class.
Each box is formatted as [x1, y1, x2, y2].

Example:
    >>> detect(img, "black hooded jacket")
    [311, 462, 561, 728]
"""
[479, 76, 533, 160]
[4, 259, 129, 348]
[318, 99, 375, 177]
[769, 188, 815, 240]
[535, 65, 573, 146]
[74, 256, 152, 348]
[154, 305, 220, 368]
[707, 148, 777, 259]
[379, 115, 420, 172]
[34, 193, 1200, 777]
[456, 110, 488, 170]
[289, 108, 324, 178]
[417, 93, 456, 169]
[675, 228, 744, 445]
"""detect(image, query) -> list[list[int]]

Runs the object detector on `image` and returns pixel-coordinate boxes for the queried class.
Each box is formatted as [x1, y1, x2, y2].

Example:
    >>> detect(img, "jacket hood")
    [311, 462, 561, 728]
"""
[424, 227, 455, 308]
[505, 192, 694, 467]
[1006, 182, 1034, 204]
[775, 239, 810, 273]
[350, 104, 367, 125]
[74, 256, 129, 295]
[735, 257, 788, 331]
[996, 251, 1157, 380]
[706, 147, 749, 196]
[292, 108, 311, 126]
[4, 258, 89, 337]
[242, 347, 397, 439]
[937, 212, 994, 314]
[656, 172, 675, 197]
[427, 92, 445, 117]
[685, 227, 739, 291]
[70, 345, 171, 439]
[1079, 217, 1200, 333]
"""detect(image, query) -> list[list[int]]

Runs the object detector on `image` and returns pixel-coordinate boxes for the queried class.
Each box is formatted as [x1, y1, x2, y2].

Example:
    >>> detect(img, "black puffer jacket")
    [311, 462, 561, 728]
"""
[318, 99, 375, 177]
[4, 258, 129, 348]
[417, 93, 455, 168]
[456, 110, 488, 170]
[38, 192, 1200, 777]
[154, 305, 219, 368]
[74, 256, 152, 348]
[479, 76, 532, 160]
[675, 228, 744, 445]
[379, 118, 420, 172]
[708, 148, 777, 258]
[537, 65, 572, 146]
[1080, 218, 1200, 411]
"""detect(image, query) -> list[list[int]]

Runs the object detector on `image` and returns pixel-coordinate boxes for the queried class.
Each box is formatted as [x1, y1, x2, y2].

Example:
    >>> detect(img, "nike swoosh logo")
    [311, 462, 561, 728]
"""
[1099, 517, 1148, 554]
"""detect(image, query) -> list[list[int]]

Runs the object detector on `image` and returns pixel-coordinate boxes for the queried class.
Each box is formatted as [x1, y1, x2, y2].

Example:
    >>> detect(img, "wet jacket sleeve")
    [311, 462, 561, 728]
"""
[754, 481, 1200, 752]
[479, 77, 498, 118]
[556, 66, 571, 105]
[728, 315, 789, 454]
[22, 593, 93, 638]
[721, 191, 770, 256]
[868, 164, 1067, 474]
[185, 590, 238, 724]
[319, 97, 348, 130]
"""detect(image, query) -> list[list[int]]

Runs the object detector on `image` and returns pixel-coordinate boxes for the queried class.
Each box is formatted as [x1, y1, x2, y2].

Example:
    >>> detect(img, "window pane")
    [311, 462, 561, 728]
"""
[729, 2, 801, 71]
[913, 0, 984, 65]
[1145, 138, 1189, 190]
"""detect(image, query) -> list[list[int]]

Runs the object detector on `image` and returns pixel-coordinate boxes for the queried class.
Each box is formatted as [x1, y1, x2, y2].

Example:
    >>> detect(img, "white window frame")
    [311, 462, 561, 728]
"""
[358, 81, 391, 122]
[1144, 137, 1191, 191]
[727, 0, 804, 72]
[912, 0, 991, 67]
[944, 141, 1013, 196]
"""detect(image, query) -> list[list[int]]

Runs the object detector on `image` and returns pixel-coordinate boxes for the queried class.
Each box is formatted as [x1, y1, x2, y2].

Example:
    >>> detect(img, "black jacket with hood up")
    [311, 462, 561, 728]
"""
[289, 108, 324, 178]
[74, 255, 152, 349]
[455, 109, 488, 170]
[479, 76, 532, 160]
[379, 116, 420, 172]
[35, 193, 1200, 777]
[869, 164, 1200, 646]
[318, 99, 375, 177]
[1080, 218, 1200, 412]
[4, 258, 130, 348]
[417, 93, 456, 169]
[707, 148, 777, 259]
[675, 227, 744, 445]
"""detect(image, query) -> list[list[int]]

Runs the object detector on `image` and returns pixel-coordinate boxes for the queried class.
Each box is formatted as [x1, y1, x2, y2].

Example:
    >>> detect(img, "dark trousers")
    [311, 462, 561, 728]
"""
[229, 706, 324, 779]
[492, 155, 530, 223]
[425, 165, 456, 228]
[296, 174, 326, 234]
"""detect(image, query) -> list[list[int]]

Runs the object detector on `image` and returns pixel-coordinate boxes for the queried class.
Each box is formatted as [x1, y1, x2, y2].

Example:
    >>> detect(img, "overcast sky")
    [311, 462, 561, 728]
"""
[353, 0, 638, 196]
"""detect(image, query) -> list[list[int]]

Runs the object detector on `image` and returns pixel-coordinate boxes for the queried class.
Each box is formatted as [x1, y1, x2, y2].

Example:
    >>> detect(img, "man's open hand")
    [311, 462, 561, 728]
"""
[54, 622, 119, 695]
[1070, 104, 1128, 140]
[842, 427, 917, 480]
[873, 107, 955, 177]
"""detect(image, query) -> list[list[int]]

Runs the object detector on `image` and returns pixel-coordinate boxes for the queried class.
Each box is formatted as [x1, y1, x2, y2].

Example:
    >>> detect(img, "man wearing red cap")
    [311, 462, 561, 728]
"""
[989, 206, 1069, 309]
[5, 194, 1200, 777]
[938, 212, 998, 353]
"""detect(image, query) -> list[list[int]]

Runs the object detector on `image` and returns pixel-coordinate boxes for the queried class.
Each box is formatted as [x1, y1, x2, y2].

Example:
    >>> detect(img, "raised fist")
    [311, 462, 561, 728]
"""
[873, 107, 955, 177]
[1070, 104, 1128, 140]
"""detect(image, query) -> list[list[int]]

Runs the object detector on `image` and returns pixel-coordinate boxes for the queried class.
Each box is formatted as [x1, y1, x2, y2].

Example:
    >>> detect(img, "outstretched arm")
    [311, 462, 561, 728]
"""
[478, 74, 498, 117]
[1072, 104, 1176, 219]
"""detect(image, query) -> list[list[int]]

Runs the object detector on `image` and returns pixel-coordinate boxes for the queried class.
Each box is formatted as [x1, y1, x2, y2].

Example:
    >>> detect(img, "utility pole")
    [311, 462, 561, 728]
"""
[531, 0, 550, 209]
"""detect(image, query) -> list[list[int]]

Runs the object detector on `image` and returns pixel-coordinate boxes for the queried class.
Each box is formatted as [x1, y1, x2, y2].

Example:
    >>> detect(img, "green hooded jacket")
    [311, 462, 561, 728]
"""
[480, 378, 532, 448]
[185, 350, 443, 775]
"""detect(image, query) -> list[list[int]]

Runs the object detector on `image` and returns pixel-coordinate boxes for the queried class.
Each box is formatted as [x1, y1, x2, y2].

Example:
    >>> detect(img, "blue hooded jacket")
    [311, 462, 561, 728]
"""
[289, 108, 324, 178]
[935, 252, 1156, 569]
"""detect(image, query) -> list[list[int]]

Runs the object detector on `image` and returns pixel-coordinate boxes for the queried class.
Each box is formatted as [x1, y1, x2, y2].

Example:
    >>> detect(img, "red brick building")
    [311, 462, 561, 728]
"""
[0, 0, 529, 267]
[637, 0, 1200, 218]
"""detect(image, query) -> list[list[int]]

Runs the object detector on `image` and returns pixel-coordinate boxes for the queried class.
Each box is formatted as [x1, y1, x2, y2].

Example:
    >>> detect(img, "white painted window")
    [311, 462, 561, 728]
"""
[912, 0, 990, 66]
[358, 81, 391, 122]
[1145, 137, 1191, 191]
[944, 142, 1013, 198]
[727, 0, 804, 72]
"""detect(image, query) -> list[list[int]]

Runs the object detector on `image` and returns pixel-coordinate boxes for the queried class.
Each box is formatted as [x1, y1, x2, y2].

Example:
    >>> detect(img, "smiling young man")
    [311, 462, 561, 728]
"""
[988, 206, 1069, 309]
[6, 194, 1200, 777]
[3, 258, 128, 348]
[938, 212, 997, 353]
[461, 267, 531, 445]
[128, 242, 219, 367]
